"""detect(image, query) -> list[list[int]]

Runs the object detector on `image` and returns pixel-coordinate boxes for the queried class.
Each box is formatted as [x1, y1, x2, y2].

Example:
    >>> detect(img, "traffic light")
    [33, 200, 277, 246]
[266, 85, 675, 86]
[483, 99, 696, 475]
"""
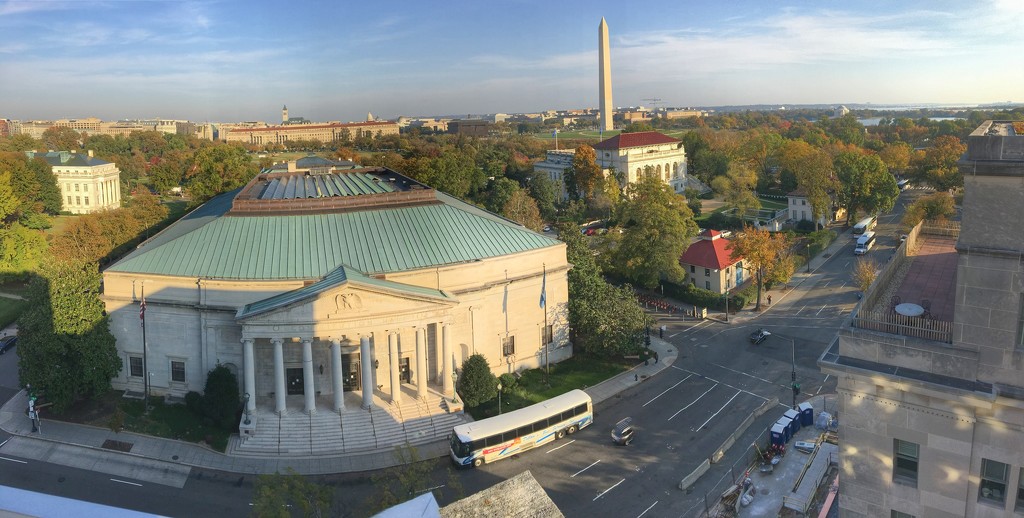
[792, 383, 801, 397]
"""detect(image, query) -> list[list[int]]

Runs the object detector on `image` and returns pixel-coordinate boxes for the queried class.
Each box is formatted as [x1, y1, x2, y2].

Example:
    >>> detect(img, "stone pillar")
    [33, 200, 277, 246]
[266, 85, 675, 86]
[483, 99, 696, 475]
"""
[416, 327, 428, 398]
[442, 324, 453, 398]
[388, 332, 401, 403]
[272, 338, 286, 415]
[359, 335, 374, 410]
[242, 338, 256, 414]
[302, 338, 316, 414]
[331, 339, 344, 413]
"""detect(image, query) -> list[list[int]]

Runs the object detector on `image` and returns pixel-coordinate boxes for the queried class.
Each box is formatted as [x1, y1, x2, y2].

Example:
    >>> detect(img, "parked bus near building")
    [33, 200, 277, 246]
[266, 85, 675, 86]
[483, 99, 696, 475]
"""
[449, 389, 593, 467]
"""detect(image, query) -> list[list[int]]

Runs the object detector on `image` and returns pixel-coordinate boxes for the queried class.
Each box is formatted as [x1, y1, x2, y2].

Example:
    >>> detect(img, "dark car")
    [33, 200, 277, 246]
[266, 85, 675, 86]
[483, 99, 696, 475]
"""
[611, 417, 635, 446]
[749, 328, 770, 345]
[0, 335, 16, 354]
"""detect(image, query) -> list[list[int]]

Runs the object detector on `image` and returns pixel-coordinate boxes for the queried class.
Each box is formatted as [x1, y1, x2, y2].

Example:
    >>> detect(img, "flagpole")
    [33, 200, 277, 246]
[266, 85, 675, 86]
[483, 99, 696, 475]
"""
[543, 264, 549, 375]
[141, 284, 148, 412]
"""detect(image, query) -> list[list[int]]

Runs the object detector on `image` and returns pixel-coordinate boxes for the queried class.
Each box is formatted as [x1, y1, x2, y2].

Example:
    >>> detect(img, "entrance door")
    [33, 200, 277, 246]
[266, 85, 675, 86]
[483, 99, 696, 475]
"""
[399, 358, 411, 384]
[342, 354, 361, 392]
[286, 368, 304, 395]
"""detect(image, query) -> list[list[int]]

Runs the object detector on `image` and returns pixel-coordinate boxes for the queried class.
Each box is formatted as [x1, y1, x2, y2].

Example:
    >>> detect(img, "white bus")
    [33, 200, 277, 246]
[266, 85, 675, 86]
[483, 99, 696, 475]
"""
[852, 215, 877, 236]
[449, 389, 593, 467]
[854, 231, 876, 255]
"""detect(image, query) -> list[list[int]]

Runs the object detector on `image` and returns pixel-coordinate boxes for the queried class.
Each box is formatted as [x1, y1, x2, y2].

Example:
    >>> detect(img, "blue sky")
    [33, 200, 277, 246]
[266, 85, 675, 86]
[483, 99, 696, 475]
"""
[2, 0, 1022, 123]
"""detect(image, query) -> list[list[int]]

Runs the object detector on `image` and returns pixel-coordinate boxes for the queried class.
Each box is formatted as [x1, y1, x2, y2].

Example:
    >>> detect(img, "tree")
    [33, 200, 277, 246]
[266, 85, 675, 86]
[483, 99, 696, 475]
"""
[878, 142, 912, 175]
[485, 177, 519, 214]
[778, 140, 836, 229]
[502, 189, 544, 231]
[711, 162, 760, 221]
[528, 173, 558, 221]
[729, 226, 788, 311]
[834, 152, 899, 224]
[458, 354, 498, 408]
[683, 187, 703, 217]
[902, 191, 956, 227]
[739, 129, 784, 180]
[567, 144, 602, 200]
[252, 468, 333, 518]
[914, 135, 966, 191]
[0, 134, 40, 152]
[367, 444, 437, 515]
[41, 126, 81, 151]
[852, 257, 878, 293]
[613, 175, 697, 288]
[202, 365, 240, 429]
[186, 144, 258, 203]
[16, 258, 121, 412]
[561, 223, 647, 356]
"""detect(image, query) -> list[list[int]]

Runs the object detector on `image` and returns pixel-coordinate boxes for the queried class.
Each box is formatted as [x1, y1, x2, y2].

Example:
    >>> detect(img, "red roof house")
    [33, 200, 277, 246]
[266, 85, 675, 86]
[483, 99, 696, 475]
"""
[679, 230, 745, 294]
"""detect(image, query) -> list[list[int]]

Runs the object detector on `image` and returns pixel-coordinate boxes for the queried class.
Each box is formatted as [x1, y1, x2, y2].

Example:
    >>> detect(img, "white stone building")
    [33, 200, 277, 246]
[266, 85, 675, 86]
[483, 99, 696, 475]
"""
[29, 150, 121, 214]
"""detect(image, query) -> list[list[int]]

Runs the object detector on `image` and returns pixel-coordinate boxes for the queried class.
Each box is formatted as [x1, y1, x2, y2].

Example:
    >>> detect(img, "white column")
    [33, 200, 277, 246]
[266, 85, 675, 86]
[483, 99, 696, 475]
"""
[359, 335, 374, 410]
[331, 339, 344, 413]
[302, 338, 316, 414]
[272, 338, 286, 415]
[442, 324, 453, 397]
[242, 338, 256, 414]
[416, 327, 427, 398]
[388, 332, 401, 403]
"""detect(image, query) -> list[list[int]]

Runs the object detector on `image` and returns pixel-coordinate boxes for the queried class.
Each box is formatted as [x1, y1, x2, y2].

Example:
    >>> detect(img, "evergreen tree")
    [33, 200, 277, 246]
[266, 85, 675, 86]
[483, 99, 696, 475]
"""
[457, 354, 498, 408]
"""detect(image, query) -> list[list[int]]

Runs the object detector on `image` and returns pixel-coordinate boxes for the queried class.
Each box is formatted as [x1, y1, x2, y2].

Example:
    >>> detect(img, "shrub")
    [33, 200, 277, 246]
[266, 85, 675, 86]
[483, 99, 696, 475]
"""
[458, 354, 498, 408]
[795, 219, 817, 232]
[184, 391, 203, 415]
[201, 365, 240, 430]
[498, 373, 518, 391]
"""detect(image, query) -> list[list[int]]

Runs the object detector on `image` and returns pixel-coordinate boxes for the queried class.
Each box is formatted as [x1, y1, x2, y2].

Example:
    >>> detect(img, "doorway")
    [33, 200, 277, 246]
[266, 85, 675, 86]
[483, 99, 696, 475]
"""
[399, 357, 411, 384]
[342, 354, 361, 391]
[286, 368, 303, 395]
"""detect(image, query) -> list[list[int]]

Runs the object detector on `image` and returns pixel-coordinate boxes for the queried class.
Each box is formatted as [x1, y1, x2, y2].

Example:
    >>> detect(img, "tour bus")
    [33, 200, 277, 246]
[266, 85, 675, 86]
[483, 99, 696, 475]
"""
[854, 231, 876, 255]
[852, 215, 877, 236]
[450, 389, 593, 467]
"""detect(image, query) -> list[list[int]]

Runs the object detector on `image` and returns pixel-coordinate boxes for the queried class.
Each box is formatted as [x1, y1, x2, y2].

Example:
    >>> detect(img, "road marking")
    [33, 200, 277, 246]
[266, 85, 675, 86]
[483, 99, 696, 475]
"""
[593, 478, 626, 501]
[816, 305, 828, 316]
[637, 500, 659, 517]
[838, 282, 847, 289]
[110, 478, 142, 487]
[796, 305, 806, 315]
[642, 374, 692, 407]
[823, 374, 830, 384]
[673, 320, 711, 339]
[547, 439, 575, 453]
[572, 460, 601, 478]
[697, 390, 741, 431]
[668, 385, 716, 421]
[710, 363, 779, 387]
[417, 484, 445, 493]
[0, 456, 27, 464]
[823, 280, 831, 288]
[0, 438, 8, 448]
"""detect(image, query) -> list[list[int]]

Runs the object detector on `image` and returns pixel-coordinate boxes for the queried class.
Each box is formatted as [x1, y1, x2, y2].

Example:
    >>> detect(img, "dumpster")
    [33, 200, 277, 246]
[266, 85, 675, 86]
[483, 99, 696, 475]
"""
[798, 402, 814, 427]
[775, 417, 792, 443]
[784, 408, 801, 434]
[770, 422, 787, 446]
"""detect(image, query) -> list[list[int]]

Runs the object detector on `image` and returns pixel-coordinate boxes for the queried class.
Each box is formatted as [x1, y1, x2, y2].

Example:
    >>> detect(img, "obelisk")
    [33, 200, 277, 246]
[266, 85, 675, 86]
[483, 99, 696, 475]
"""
[598, 17, 613, 132]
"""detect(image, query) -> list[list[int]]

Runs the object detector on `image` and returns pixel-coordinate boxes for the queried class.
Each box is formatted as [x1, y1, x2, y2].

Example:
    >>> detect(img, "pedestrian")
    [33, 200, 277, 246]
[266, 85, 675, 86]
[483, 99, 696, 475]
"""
[634, 373, 639, 382]
[659, 325, 666, 339]
[767, 294, 772, 305]
[654, 351, 659, 363]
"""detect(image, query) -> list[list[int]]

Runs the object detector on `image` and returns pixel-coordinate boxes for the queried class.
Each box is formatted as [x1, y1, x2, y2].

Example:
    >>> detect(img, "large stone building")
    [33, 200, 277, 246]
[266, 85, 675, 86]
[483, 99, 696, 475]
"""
[101, 165, 570, 452]
[29, 150, 121, 214]
[222, 120, 399, 145]
[819, 121, 1024, 517]
[535, 131, 688, 199]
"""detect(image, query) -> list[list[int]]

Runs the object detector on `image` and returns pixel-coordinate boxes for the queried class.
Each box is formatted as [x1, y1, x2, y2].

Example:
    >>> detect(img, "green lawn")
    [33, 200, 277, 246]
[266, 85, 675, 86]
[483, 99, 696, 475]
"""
[120, 398, 231, 452]
[0, 297, 28, 329]
[468, 355, 633, 419]
[758, 197, 788, 210]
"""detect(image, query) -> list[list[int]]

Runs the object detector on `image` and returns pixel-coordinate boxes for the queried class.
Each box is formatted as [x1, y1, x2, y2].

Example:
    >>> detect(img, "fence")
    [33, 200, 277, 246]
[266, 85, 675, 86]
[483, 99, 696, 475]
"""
[853, 309, 953, 343]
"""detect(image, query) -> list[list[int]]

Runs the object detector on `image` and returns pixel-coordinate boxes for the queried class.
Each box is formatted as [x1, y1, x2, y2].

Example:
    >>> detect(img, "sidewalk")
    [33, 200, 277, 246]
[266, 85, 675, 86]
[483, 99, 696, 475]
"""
[0, 233, 848, 477]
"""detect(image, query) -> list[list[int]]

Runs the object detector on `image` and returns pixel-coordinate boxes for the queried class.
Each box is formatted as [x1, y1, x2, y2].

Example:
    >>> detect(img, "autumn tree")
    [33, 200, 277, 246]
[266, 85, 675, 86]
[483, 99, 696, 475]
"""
[17, 258, 122, 412]
[41, 126, 82, 151]
[711, 162, 760, 221]
[252, 468, 333, 518]
[612, 175, 698, 288]
[878, 142, 912, 175]
[186, 144, 258, 203]
[566, 144, 602, 200]
[778, 140, 836, 229]
[913, 135, 966, 191]
[853, 257, 878, 293]
[834, 152, 900, 224]
[729, 226, 788, 311]
[902, 191, 956, 227]
[502, 189, 544, 231]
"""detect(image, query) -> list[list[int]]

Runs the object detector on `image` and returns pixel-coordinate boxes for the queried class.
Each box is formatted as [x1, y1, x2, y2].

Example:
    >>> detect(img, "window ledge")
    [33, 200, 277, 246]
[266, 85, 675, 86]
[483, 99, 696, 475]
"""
[892, 476, 918, 489]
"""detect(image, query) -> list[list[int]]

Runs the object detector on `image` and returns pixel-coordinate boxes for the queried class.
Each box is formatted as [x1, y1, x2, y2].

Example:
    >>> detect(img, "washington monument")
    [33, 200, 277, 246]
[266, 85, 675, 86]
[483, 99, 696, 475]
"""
[598, 17, 613, 132]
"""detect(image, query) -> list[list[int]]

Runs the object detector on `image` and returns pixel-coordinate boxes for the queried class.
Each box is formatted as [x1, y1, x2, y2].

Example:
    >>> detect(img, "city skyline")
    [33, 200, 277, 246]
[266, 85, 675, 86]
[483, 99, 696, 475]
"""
[2, 0, 1022, 123]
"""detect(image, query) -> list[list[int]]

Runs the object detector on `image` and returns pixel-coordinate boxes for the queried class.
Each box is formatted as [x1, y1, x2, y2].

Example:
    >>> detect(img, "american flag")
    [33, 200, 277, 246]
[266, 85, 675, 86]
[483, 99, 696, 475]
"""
[139, 294, 146, 327]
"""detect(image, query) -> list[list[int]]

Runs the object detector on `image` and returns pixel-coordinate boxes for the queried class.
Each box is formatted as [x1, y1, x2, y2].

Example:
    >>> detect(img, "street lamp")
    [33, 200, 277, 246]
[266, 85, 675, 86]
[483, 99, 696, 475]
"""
[807, 243, 812, 273]
[243, 392, 251, 425]
[497, 382, 503, 415]
[787, 336, 798, 409]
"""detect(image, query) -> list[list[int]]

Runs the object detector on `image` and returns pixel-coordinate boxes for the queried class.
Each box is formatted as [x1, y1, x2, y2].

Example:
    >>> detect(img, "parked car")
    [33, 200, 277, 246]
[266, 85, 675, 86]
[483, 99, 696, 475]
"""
[0, 335, 17, 354]
[749, 328, 771, 345]
[611, 417, 635, 446]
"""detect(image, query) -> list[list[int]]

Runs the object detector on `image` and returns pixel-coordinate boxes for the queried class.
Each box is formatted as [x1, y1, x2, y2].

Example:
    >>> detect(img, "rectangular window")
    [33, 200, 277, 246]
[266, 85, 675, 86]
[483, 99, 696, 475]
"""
[75, 196, 80, 205]
[979, 458, 1008, 504]
[83, 184, 88, 192]
[705, 281, 711, 290]
[1016, 467, 1024, 511]
[84, 196, 89, 205]
[893, 439, 919, 485]
[690, 265, 695, 274]
[170, 360, 186, 382]
[74, 183, 79, 192]
[67, 196, 72, 205]
[891, 511, 915, 518]
[129, 356, 143, 377]
[705, 268, 710, 277]
[502, 336, 515, 356]
[543, 325, 553, 345]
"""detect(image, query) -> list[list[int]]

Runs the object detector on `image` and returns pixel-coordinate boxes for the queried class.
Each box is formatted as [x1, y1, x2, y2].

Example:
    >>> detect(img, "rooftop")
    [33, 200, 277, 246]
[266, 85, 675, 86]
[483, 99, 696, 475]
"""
[593, 131, 681, 151]
[679, 229, 739, 270]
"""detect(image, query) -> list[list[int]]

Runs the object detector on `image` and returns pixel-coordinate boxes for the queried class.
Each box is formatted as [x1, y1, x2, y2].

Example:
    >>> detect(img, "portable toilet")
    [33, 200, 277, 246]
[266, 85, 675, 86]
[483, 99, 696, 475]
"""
[770, 422, 787, 446]
[784, 408, 801, 434]
[798, 402, 814, 427]
[775, 417, 792, 443]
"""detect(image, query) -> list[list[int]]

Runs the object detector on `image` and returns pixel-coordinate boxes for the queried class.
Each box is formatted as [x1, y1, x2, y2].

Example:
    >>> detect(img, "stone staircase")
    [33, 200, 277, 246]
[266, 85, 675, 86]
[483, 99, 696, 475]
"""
[229, 390, 470, 458]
